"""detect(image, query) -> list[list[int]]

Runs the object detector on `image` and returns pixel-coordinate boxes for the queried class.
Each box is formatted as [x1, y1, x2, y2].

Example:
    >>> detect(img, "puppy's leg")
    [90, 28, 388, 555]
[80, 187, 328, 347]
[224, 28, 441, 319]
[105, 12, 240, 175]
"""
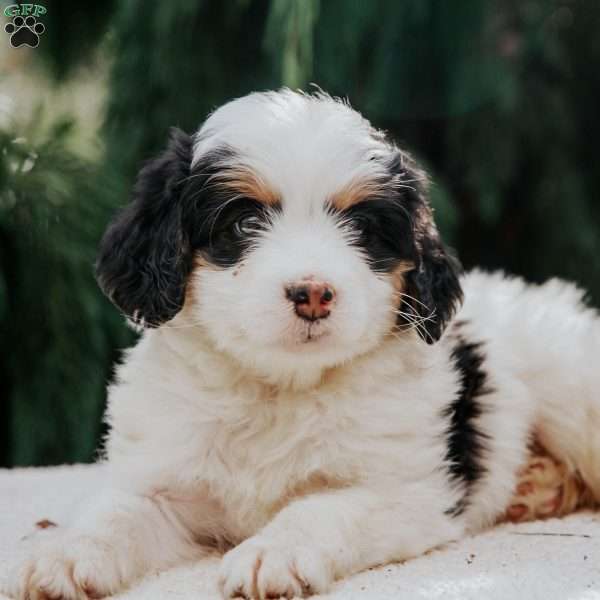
[219, 482, 463, 599]
[506, 283, 600, 509]
[8, 488, 203, 600]
[533, 368, 600, 507]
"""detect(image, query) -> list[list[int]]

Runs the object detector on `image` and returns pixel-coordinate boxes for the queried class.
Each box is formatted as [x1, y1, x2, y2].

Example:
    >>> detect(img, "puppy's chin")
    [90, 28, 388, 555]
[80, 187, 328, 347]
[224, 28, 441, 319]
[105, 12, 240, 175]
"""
[228, 324, 388, 388]
[232, 342, 367, 389]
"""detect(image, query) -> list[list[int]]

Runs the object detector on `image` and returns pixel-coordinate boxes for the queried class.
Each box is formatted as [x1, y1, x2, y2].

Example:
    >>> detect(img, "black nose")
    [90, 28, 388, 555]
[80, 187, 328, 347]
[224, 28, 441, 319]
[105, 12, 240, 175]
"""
[285, 280, 336, 321]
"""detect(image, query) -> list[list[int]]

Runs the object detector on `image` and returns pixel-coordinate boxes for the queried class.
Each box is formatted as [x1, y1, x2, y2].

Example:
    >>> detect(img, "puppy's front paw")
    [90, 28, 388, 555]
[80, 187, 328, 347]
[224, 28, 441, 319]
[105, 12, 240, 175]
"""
[8, 532, 124, 600]
[219, 536, 331, 599]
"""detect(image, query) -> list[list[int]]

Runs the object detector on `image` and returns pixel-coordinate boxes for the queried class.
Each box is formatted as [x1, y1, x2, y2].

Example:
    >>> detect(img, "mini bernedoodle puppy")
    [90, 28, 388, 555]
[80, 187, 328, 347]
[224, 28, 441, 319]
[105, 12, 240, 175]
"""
[8, 90, 600, 599]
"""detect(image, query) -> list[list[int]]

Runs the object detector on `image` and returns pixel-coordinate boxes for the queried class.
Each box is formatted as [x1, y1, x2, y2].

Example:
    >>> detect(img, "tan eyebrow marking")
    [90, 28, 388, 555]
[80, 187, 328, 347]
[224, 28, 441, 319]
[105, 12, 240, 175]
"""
[215, 167, 280, 206]
[329, 177, 388, 211]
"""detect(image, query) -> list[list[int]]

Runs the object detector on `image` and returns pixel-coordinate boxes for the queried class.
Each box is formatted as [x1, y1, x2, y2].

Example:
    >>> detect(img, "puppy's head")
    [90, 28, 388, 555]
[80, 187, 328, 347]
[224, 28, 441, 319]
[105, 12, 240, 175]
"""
[96, 90, 462, 377]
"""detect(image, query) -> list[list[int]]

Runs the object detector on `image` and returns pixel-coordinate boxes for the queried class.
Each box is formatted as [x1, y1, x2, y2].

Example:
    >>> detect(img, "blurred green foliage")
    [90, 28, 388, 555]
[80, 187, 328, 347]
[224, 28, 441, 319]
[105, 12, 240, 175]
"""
[2, 0, 599, 466]
[32, 0, 117, 79]
[0, 115, 131, 465]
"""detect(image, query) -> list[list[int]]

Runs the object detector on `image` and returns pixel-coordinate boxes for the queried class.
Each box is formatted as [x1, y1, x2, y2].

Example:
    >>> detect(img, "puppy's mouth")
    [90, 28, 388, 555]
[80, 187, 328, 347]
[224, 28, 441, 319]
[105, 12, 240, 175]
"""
[283, 318, 332, 347]
[300, 322, 330, 344]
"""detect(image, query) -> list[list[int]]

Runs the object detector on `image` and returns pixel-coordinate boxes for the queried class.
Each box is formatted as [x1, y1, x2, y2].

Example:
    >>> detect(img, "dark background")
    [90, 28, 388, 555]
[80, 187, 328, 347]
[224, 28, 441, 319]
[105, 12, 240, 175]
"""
[1, 0, 599, 467]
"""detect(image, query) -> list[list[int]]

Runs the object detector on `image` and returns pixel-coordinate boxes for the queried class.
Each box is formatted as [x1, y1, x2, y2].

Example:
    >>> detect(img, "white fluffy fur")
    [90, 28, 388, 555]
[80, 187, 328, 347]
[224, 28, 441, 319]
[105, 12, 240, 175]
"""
[7, 91, 600, 600]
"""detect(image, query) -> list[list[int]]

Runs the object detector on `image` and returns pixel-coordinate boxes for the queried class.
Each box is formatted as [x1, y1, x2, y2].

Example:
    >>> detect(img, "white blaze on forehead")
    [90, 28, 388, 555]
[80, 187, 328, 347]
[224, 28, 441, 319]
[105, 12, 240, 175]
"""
[192, 89, 392, 212]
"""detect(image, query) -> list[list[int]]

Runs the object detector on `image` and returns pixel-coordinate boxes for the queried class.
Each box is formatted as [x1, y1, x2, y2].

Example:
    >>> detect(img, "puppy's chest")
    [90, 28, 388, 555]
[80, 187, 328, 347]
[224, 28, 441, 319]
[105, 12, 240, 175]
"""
[192, 382, 445, 536]
[202, 398, 360, 500]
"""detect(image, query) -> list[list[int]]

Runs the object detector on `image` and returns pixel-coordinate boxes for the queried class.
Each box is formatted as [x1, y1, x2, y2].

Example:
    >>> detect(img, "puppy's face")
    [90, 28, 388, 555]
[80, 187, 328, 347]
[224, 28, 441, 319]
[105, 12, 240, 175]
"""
[97, 91, 462, 378]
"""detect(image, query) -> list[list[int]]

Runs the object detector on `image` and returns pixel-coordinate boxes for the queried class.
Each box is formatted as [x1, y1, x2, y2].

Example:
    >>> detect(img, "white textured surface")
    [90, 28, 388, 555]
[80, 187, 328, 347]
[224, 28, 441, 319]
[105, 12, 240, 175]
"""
[1, 465, 599, 599]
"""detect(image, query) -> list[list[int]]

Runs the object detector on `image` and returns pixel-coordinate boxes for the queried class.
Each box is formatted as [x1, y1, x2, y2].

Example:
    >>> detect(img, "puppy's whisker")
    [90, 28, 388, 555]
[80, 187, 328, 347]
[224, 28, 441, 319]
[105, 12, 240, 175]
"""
[393, 309, 436, 343]
[396, 292, 435, 313]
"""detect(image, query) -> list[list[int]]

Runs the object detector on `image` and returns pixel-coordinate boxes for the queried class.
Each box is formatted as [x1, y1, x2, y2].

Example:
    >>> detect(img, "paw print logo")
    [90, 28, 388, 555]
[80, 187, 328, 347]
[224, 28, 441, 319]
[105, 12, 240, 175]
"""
[5, 15, 45, 48]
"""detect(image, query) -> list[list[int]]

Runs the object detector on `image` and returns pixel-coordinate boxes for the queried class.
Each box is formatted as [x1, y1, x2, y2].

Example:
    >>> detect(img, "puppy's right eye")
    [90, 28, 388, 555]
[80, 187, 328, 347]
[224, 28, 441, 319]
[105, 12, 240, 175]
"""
[344, 214, 374, 245]
[233, 215, 264, 237]
[348, 214, 371, 234]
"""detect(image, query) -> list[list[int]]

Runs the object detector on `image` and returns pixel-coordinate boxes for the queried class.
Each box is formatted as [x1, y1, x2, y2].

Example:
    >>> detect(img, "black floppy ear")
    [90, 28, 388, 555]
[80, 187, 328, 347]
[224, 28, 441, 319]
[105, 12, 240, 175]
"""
[96, 128, 194, 327]
[394, 153, 463, 344]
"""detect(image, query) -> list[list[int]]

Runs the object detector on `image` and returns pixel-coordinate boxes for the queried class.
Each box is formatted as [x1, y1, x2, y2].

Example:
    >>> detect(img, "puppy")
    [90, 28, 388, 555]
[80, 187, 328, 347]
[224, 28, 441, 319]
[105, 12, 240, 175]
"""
[8, 89, 600, 600]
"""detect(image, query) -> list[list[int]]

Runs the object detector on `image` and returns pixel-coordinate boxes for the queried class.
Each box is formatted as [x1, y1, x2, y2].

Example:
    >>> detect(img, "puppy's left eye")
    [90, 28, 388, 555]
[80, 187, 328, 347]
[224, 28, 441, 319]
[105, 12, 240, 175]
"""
[345, 214, 373, 241]
[348, 214, 371, 233]
[233, 215, 264, 237]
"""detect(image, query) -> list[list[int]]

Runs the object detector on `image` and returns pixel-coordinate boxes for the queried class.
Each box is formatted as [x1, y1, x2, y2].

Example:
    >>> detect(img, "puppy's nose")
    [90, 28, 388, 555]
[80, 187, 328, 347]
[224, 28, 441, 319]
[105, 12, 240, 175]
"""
[285, 280, 336, 321]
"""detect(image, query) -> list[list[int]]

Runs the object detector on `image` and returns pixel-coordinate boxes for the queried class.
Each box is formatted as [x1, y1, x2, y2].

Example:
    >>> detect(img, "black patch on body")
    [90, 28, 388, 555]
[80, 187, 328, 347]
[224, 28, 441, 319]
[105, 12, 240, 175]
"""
[443, 332, 492, 516]
[96, 133, 279, 327]
[340, 149, 463, 344]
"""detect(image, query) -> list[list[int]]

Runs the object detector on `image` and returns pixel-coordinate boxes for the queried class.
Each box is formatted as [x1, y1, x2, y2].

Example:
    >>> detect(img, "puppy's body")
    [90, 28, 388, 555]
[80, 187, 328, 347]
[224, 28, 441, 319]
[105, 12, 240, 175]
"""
[105, 270, 597, 539]
[7, 91, 600, 600]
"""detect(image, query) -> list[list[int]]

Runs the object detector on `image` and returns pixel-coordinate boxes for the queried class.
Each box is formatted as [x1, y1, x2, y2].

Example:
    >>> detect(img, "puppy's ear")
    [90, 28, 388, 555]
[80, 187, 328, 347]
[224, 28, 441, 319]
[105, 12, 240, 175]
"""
[96, 128, 194, 327]
[394, 153, 463, 344]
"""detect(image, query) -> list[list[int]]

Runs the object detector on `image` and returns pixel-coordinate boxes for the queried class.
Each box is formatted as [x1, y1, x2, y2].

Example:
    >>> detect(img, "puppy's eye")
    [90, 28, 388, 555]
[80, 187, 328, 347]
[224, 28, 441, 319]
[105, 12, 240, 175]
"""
[233, 215, 264, 237]
[347, 214, 371, 236]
